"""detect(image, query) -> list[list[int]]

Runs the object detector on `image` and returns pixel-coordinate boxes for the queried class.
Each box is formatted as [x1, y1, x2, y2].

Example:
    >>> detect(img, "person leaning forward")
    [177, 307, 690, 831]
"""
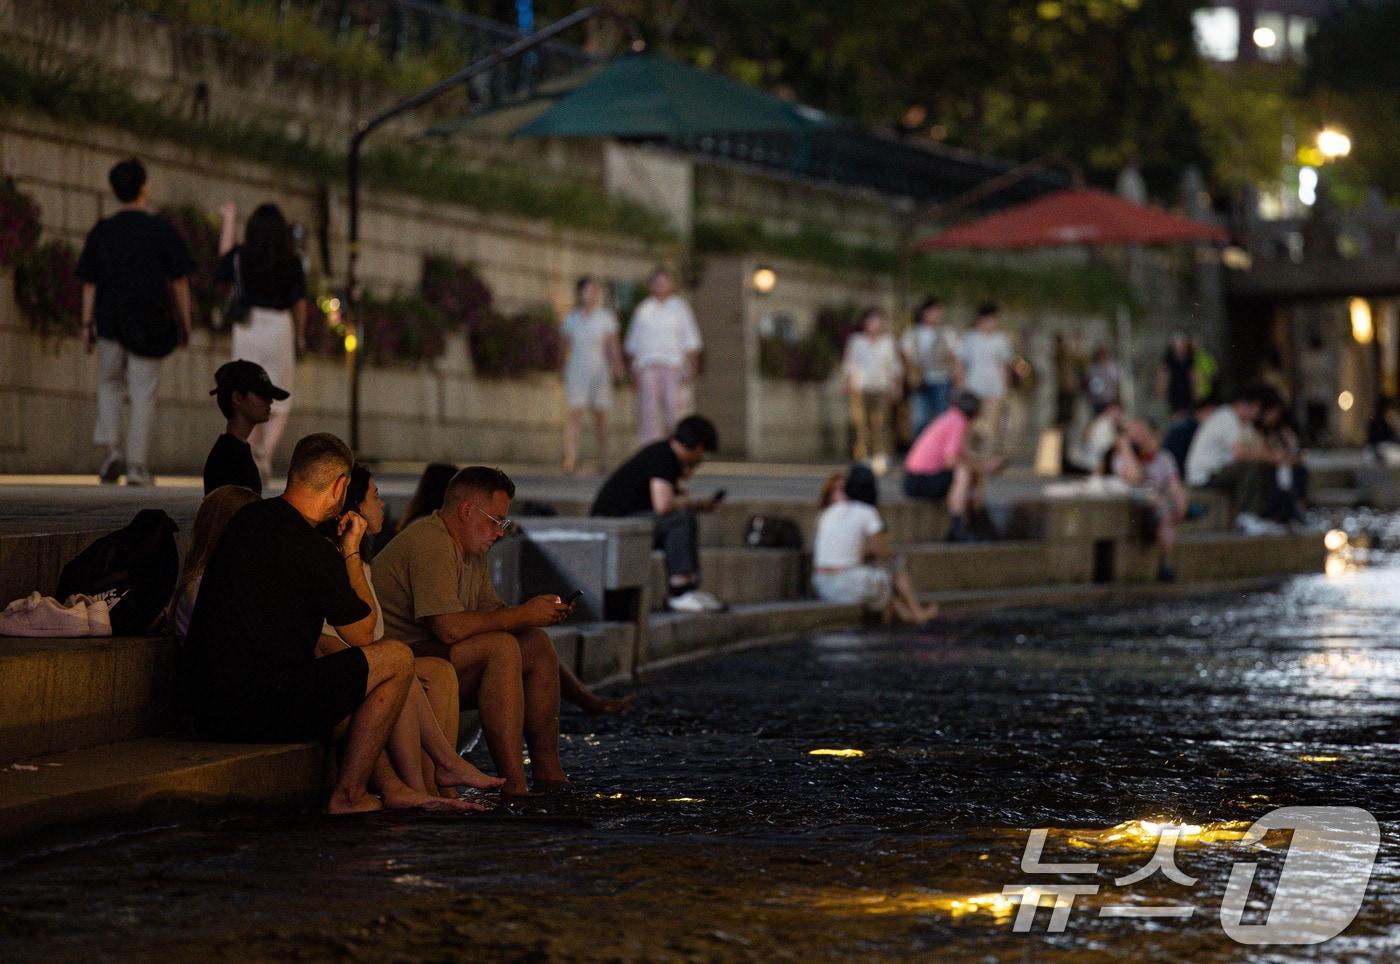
[372, 466, 573, 796]
[180, 432, 478, 815]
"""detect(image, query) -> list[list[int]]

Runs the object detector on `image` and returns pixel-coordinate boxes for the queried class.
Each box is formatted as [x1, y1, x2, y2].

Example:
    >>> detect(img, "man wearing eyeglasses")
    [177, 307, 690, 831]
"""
[372, 465, 572, 795]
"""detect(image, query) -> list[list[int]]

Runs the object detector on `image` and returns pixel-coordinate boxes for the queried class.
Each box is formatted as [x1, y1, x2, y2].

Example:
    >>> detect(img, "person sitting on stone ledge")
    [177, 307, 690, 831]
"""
[373, 466, 576, 797]
[1113, 418, 1189, 582]
[902, 391, 1006, 542]
[167, 483, 259, 641]
[203, 359, 289, 496]
[318, 463, 504, 799]
[813, 466, 937, 625]
[1184, 384, 1283, 533]
[590, 414, 725, 613]
[180, 432, 476, 814]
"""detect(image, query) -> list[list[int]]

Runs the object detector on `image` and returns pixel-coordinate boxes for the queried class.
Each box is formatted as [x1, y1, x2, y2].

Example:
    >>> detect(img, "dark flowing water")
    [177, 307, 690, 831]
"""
[4, 564, 1400, 961]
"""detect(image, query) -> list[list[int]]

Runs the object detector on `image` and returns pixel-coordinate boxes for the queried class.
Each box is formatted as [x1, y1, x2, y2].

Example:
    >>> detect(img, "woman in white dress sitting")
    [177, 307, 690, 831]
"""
[811, 465, 937, 625]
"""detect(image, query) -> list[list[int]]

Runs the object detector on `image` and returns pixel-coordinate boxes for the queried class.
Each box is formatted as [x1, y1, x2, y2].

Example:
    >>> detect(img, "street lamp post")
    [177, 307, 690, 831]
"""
[344, 7, 644, 452]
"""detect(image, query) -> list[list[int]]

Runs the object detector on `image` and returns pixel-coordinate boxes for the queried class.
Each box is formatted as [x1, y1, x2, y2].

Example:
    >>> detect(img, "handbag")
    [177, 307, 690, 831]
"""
[222, 250, 249, 328]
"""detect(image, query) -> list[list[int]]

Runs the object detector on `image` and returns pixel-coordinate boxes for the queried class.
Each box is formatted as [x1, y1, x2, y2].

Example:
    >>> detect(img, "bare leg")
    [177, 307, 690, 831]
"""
[892, 569, 938, 624]
[327, 638, 414, 815]
[947, 463, 975, 516]
[431, 632, 529, 795]
[564, 408, 582, 474]
[413, 656, 503, 791]
[515, 628, 567, 786]
[371, 751, 483, 813]
[560, 660, 637, 715]
[592, 408, 608, 472]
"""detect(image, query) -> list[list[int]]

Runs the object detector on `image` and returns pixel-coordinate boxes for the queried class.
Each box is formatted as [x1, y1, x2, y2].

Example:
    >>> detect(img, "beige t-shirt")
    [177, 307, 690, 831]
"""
[371, 511, 503, 648]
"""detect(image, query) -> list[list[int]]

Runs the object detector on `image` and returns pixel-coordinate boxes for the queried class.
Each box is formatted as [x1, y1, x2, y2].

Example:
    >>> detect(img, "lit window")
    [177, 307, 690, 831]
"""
[1288, 16, 1315, 60]
[1255, 12, 1286, 62]
[1193, 7, 1240, 62]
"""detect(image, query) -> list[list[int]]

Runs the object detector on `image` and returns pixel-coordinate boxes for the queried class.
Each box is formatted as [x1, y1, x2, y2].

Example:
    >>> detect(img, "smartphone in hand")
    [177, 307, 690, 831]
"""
[565, 589, 584, 606]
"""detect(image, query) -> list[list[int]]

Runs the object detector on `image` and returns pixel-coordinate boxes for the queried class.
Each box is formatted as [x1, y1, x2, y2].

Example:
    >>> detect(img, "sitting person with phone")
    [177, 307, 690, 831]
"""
[374, 466, 596, 795]
[590, 415, 724, 613]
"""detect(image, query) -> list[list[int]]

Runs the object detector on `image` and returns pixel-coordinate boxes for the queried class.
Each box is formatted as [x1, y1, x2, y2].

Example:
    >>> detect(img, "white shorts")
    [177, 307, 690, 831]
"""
[232, 307, 296, 412]
[565, 364, 612, 411]
[812, 566, 893, 612]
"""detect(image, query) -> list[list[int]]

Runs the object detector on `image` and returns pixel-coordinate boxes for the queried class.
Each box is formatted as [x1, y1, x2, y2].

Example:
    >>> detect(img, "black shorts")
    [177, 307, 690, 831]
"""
[196, 647, 369, 743]
[903, 469, 955, 501]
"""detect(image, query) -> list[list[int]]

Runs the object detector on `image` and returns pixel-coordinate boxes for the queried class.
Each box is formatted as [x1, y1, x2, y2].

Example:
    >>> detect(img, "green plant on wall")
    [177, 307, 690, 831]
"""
[14, 239, 82, 338]
[0, 176, 42, 269]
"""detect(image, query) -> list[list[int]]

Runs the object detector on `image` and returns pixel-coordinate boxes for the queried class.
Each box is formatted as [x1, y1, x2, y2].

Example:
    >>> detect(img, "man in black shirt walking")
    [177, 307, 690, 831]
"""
[182, 433, 475, 814]
[203, 359, 289, 495]
[591, 415, 724, 613]
[77, 159, 196, 487]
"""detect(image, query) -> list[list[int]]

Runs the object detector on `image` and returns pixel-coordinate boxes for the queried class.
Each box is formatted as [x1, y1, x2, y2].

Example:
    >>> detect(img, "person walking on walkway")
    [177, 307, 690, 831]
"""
[842, 307, 902, 475]
[78, 159, 196, 487]
[561, 276, 625, 475]
[217, 201, 308, 483]
[624, 267, 702, 445]
[901, 296, 960, 438]
[957, 303, 1014, 457]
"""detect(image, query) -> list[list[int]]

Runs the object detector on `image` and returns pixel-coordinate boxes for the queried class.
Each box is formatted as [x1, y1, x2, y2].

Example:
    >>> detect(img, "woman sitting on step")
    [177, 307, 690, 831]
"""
[168, 484, 259, 640]
[811, 465, 938, 626]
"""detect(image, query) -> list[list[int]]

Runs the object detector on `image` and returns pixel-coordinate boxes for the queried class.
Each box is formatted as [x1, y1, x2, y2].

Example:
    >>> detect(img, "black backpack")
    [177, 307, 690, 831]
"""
[56, 509, 180, 635]
[744, 514, 803, 550]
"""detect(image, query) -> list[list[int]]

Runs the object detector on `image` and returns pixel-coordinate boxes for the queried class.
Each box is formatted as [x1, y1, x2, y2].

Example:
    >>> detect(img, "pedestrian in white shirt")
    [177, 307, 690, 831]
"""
[1183, 385, 1281, 527]
[624, 267, 703, 445]
[561, 276, 625, 475]
[957, 303, 1014, 456]
[842, 307, 902, 474]
[901, 296, 961, 437]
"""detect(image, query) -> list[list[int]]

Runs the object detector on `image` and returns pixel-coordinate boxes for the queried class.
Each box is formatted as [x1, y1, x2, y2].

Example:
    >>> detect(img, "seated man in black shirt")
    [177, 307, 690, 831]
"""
[591, 415, 723, 613]
[182, 432, 476, 815]
[203, 359, 289, 495]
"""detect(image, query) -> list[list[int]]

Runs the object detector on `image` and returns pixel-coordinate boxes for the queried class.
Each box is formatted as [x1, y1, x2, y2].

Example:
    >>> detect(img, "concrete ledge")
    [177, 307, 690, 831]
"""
[0, 737, 326, 840]
[645, 599, 862, 666]
[648, 546, 805, 609]
[899, 540, 1097, 592]
[1117, 530, 1325, 583]
[0, 529, 111, 612]
[0, 634, 175, 762]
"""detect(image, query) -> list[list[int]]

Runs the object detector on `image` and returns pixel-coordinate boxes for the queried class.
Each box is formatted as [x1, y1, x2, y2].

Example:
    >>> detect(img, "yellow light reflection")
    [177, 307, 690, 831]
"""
[808, 748, 866, 758]
[1338, 390, 1355, 412]
[1351, 298, 1373, 345]
[1324, 529, 1349, 552]
[1298, 755, 1341, 764]
[1085, 818, 1252, 847]
[344, 333, 359, 353]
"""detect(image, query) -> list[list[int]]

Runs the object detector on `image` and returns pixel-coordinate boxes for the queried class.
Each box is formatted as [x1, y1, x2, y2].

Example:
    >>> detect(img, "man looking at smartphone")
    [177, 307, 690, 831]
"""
[591, 415, 724, 613]
[373, 466, 579, 795]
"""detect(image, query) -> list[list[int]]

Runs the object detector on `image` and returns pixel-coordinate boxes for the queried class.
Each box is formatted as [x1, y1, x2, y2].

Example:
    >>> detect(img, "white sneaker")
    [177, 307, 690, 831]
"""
[66, 594, 112, 636]
[125, 464, 154, 487]
[0, 592, 92, 637]
[667, 590, 712, 613]
[689, 589, 726, 612]
[1236, 512, 1286, 536]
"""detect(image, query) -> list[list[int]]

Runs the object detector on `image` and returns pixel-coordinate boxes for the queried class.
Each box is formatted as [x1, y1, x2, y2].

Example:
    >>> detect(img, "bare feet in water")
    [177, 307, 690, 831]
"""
[581, 692, 637, 716]
[326, 790, 385, 816]
[383, 786, 485, 813]
[436, 757, 507, 792]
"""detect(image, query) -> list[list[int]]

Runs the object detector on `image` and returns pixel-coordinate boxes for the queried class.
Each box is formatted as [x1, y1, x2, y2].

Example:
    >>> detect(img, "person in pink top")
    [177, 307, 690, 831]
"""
[902, 391, 1006, 542]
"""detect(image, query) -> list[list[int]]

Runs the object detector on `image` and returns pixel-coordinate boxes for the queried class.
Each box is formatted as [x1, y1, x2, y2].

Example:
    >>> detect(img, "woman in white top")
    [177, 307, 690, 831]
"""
[561, 276, 625, 475]
[811, 466, 937, 625]
[319, 464, 504, 796]
[842, 307, 902, 474]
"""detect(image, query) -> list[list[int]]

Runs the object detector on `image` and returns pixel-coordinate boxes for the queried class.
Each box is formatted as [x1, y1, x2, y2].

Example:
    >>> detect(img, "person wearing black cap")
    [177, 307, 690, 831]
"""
[203, 359, 290, 495]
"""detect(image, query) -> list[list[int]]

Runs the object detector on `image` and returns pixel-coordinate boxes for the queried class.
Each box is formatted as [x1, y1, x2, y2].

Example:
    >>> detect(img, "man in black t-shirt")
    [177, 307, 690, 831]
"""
[203, 359, 289, 495]
[591, 415, 724, 613]
[182, 433, 476, 815]
[77, 159, 196, 488]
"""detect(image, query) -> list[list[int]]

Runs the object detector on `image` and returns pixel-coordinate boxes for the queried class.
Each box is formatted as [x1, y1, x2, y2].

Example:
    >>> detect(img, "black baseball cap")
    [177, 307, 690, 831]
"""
[210, 359, 290, 400]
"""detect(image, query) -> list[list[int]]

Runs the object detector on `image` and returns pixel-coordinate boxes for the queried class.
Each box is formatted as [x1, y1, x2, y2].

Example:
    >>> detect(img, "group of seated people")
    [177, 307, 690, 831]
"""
[181, 361, 641, 814]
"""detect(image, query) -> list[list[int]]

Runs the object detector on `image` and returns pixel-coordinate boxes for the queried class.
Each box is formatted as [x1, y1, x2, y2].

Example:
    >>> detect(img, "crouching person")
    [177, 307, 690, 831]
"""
[180, 433, 477, 814]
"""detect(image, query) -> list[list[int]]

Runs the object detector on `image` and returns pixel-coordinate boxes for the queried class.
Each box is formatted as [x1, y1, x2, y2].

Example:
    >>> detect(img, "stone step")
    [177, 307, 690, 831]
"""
[0, 634, 175, 763]
[0, 528, 112, 613]
[647, 547, 805, 609]
[644, 599, 863, 667]
[899, 540, 1098, 592]
[0, 737, 326, 840]
[1116, 529, 1326, 583]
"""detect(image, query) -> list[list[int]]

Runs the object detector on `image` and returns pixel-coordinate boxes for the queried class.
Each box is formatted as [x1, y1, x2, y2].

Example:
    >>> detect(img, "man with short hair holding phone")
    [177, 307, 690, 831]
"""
[591, 415, 724, 613]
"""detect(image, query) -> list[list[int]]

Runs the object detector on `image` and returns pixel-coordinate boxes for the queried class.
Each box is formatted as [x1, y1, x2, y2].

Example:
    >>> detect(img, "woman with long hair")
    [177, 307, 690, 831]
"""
[169, 484, 260, 639]
[320, 464, 504, 796]
[217, 201, 307, 483]
[395, 462, 459, 536]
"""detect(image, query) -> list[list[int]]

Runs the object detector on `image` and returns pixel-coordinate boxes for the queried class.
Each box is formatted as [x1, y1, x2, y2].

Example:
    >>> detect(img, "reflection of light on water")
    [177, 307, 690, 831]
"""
[806, 889, 1020, 921]
[590, 792, 708, 803]
[948, 892, 1020, 920]
[1064, 819, 1253, 848]
[1297, 754, 1341, 763]
[808, 748, 865, 758]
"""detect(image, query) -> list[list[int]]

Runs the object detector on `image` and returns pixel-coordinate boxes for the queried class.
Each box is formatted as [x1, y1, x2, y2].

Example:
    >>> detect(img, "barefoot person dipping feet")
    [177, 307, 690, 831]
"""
[319, 464, 504, 797]
[375, 466, 572, 796]
[180, 433, 478, 814]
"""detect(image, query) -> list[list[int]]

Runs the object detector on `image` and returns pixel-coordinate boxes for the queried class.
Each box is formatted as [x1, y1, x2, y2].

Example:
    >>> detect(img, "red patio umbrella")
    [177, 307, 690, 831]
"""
[919, 186, 1227, 250]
